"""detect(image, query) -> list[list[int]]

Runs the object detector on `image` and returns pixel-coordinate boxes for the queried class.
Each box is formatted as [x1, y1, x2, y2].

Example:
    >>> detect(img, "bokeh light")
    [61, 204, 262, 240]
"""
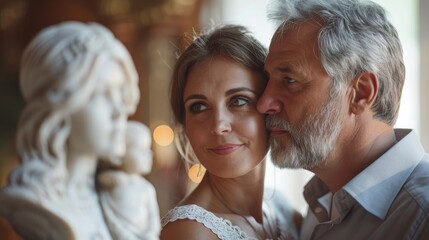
[188, 164, 206, 183]
[153, 124, 174, 146]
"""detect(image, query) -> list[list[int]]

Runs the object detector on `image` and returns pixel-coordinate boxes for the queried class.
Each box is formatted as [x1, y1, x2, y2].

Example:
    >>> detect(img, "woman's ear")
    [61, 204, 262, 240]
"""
[348, 72, 379, 115]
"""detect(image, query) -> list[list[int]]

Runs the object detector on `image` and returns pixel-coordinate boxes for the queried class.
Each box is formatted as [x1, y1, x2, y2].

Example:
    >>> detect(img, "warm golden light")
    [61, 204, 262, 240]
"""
[188, 164, 206, 183]
[153, 124, 174, 146]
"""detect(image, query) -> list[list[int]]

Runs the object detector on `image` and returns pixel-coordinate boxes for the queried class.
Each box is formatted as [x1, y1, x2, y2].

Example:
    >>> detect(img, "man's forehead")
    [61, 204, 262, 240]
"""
[273, 20, 322, 43]
[268, 21, 322, 61]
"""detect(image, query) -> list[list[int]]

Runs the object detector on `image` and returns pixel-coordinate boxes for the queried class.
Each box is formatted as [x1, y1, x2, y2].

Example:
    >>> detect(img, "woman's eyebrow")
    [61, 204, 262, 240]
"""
[184, 94, 206, 103]
[225, 87, 256, 96]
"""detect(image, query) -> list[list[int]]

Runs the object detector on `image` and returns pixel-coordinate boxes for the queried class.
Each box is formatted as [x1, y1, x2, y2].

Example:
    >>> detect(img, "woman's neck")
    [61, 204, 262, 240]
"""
[205, 165, 266, 222]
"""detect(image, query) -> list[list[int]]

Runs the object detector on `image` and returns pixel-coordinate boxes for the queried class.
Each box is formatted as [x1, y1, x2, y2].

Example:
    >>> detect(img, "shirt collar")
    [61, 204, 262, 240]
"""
[317, 192, 332, 215]
[342, 129, 425, 219]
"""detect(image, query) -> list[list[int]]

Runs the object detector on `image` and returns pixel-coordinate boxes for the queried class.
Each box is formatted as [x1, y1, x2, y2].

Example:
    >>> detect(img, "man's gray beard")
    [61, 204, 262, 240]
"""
[267, 95, 343, 169]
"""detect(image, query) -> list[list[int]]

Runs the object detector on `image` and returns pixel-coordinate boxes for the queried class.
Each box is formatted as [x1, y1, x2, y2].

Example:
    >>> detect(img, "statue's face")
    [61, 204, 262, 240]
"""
[68, 60, 128, 160]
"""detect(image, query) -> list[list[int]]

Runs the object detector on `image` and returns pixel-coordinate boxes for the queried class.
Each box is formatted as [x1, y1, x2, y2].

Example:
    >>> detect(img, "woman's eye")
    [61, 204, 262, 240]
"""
[189, 103, 207, 113]
[230, 96, 250, 107]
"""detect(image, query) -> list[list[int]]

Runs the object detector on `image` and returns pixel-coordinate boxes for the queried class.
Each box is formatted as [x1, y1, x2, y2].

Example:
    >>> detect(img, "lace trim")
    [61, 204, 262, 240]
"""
[161, 204, 257, 240]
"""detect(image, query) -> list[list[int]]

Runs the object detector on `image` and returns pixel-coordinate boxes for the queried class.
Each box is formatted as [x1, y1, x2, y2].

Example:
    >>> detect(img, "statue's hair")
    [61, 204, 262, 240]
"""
[11, 21, 139, 198]
[268, 0, 405, 125]
[169, 24, 267, 170]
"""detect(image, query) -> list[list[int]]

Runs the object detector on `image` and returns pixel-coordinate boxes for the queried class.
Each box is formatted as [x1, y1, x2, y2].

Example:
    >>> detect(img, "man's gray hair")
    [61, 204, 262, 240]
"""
[268, 0, 405, 125]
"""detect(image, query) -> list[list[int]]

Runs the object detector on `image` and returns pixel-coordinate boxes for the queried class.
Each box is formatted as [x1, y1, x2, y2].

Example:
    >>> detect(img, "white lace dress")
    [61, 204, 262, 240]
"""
[161, 190, 299, 240]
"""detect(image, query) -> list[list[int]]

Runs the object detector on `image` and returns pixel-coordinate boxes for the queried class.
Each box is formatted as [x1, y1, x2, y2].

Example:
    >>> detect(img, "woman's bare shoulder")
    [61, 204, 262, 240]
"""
[160, 218, 219, 240]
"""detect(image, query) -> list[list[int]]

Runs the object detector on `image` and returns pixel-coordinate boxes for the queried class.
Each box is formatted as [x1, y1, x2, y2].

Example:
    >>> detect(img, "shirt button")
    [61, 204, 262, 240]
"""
[315, 207, 323, 214]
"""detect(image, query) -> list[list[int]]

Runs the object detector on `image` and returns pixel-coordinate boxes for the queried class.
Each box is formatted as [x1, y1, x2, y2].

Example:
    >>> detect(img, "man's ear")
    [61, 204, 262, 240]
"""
[348, 72, 379, 115]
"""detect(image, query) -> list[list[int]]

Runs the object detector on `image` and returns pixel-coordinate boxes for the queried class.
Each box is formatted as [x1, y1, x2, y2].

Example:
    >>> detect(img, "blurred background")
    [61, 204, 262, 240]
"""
[0, 0, 428, 238]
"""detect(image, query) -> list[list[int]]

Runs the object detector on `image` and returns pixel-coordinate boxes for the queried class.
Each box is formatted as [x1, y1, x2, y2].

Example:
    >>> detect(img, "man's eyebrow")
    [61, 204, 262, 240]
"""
[265, 65, 295, 75]
[278, 66, 294, 73]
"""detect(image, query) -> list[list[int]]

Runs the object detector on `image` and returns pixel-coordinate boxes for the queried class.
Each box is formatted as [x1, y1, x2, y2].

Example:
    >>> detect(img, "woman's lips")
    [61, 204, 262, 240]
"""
[208, 144, 243, 155]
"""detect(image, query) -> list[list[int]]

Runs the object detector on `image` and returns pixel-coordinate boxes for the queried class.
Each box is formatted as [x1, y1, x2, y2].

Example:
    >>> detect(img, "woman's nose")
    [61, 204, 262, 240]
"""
[210, 110, 232, 135]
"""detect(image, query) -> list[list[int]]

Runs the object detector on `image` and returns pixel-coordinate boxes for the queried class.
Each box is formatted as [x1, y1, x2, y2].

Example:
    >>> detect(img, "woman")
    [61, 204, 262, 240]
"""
[0, 21, 139, 239]
[161, 25, 301, 240]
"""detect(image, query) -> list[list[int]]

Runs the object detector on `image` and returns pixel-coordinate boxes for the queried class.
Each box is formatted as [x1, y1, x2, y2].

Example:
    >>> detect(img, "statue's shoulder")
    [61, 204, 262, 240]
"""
[0, 189, 75, 240]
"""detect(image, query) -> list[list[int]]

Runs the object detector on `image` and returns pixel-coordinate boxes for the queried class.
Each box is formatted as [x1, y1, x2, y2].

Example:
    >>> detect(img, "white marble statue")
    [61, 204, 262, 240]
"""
[0, 21, 160, 239]
[98, 120, 161, 240]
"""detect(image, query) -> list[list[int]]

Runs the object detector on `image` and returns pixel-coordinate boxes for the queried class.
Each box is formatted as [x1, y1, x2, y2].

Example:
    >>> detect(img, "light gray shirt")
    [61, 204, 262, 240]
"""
[300, 129, 429, 240]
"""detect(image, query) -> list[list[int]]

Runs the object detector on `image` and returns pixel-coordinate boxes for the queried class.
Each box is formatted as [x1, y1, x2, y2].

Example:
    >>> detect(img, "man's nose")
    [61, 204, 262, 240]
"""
[257, 83, 282, 115]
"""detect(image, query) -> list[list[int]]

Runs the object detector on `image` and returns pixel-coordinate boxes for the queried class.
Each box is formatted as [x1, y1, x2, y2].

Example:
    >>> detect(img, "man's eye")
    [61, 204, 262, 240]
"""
[189, 103, 207, 113]
[285, 77, 296, 84]
[230, 96, 250, 107]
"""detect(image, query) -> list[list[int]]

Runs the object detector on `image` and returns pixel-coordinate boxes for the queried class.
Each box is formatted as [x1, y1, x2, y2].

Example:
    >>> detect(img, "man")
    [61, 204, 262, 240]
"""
[257, 0, 429, 239]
